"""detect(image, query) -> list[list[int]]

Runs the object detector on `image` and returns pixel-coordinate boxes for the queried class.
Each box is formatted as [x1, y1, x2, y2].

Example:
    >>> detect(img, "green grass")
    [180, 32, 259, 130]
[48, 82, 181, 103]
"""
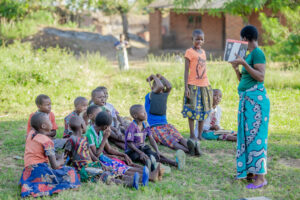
[0, 42, 300, 200]
[0, 10, 77, 42]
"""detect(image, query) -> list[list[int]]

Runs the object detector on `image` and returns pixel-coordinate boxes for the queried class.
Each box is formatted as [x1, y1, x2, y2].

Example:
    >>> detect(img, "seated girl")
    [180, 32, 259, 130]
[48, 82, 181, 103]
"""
[145, 74, 199, 155]
[85, 110, 162, 182]
[19, 112, 80, 198]
[87, 105, 125, 150]
[195, 89, 237, 141]
[65, 115, 143, 189]
[125, 104, 186, 171]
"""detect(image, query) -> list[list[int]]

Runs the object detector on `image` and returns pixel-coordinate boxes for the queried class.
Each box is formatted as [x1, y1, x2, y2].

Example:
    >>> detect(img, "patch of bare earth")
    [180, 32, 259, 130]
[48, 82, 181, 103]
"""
[278, 158, 300, 169]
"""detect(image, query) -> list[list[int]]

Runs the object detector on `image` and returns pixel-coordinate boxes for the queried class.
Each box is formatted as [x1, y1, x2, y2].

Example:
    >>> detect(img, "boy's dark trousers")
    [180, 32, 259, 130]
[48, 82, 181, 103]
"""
[125, 145, 159, 162]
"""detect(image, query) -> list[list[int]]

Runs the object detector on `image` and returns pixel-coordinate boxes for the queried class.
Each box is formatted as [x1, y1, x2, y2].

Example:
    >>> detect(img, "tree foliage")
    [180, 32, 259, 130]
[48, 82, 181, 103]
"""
[260, 6, 300, 69]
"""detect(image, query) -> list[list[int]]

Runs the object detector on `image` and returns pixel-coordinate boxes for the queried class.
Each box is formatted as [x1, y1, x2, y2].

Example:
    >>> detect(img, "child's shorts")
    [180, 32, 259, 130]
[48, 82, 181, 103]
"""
[182, 85, 213, 121]
[125, 145, 159, 162]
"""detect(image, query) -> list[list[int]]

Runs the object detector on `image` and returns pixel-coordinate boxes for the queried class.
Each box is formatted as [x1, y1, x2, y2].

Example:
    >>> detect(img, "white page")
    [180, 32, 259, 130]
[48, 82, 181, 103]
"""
[228, 42, 241, 62]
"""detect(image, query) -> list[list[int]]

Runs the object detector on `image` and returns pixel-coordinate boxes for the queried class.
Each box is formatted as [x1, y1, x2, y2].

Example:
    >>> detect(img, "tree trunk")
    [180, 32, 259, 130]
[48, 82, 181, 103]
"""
[121, 11, 132, 55]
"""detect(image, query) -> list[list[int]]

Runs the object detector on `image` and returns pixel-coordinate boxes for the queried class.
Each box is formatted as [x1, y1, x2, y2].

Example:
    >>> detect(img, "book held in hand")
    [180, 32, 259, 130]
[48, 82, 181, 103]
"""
[223, 39, 248, 62]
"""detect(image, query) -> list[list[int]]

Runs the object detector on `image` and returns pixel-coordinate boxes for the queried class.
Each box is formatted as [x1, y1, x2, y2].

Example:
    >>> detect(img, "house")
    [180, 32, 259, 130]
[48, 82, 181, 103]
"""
[148, 0, 277, 58]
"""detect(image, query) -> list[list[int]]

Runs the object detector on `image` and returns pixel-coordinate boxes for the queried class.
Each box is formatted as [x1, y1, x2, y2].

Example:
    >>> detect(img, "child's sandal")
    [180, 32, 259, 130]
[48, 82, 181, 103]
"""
[175, 149, 186, 170]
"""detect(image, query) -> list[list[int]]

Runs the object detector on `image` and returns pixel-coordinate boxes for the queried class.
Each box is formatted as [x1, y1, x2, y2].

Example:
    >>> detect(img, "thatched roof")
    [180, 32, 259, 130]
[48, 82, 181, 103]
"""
[148, 0, 229, 10]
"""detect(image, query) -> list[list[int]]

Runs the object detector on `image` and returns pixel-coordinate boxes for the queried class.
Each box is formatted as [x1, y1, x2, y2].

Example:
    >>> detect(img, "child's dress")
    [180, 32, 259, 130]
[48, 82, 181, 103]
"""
[19, 131, 80, 198]
[65, 135, 114, 182]
[145, 92, 183, 148]
[85, 125, 130, 175]
[182, 48, 213, 121]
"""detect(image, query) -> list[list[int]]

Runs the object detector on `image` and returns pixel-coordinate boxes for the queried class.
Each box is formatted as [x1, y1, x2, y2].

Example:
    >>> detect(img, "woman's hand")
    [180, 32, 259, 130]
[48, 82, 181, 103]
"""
[229, 54, 246, 66]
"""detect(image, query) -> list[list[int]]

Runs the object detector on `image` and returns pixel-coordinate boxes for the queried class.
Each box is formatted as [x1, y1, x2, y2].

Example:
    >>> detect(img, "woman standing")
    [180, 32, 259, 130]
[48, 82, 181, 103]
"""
[114, 34, 130, 71]
[229, 25, 270, 189]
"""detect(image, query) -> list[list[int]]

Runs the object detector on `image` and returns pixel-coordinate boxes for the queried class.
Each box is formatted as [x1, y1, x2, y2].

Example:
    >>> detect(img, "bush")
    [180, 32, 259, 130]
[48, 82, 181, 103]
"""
[260, 6, 300, 69]
[0, 0, 28, 21]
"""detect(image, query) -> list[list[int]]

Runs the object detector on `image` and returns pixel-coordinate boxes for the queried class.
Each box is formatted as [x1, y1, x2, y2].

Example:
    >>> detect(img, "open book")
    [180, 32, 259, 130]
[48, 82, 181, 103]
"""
[223, 39, 248, 62]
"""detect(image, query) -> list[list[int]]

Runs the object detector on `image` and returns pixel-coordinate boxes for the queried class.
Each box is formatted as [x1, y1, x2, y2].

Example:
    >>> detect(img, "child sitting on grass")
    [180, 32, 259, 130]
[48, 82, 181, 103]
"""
[86, 110, 162, 182]
[195, 89, 237, 141]
[90, 89, 125, 148]
[65, 115, 144, 189]
[91, 86, 129, 133]
[27, 94, 66, 149]
[64, 96, 88, 138]
[87, 105, 125, 150]
[145, 74, 197, 155]
[125, 104, 186, 171]
[20, 112, 80, 198]
[27, 94, 57, 138]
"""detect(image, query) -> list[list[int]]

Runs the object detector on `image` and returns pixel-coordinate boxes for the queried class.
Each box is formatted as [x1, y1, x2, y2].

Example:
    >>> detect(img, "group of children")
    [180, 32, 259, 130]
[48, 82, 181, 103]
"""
[20, 28, 237, 198]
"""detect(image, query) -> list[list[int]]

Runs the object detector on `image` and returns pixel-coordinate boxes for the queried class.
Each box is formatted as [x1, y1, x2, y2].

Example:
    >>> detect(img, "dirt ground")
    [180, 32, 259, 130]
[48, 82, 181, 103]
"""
[23, 27, 149, 61]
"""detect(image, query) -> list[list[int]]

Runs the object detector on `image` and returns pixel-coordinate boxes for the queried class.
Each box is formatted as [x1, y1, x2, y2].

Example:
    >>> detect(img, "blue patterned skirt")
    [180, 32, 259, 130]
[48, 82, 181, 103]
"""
[19, 163, 80, 198]
[236, 84, 270, 179]
[182, 85, 213, 121]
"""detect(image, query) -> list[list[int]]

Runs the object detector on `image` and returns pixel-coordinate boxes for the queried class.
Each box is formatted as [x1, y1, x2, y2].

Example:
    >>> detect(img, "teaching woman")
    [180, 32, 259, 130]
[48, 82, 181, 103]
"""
[229, 25, 270, 189]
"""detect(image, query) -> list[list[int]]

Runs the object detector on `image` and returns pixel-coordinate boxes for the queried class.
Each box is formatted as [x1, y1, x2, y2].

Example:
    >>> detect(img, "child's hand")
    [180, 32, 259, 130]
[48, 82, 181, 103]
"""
[184, 87, 190, 98]
[146, 74, 155, 82]
[139, 152, 149, 162]
[124, 154, 133, 165]
[103, 127, 111, 138]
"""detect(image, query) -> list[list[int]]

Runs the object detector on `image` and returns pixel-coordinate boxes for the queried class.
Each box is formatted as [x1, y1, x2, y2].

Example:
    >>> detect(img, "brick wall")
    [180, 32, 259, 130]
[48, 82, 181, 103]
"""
[149, 9, 162, 51]
[225, 14, 244, 40]
[169, 11, 224, 51]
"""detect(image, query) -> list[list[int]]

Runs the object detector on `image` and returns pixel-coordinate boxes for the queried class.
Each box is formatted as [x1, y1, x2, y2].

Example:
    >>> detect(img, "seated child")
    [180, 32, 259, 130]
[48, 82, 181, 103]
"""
[86, 110, 162, 182]
[90, 88, 125, 147]
[145, 74, 199, 155]
[125, 104, 186, 170]
[64, 96, 88, 138]
[87, 105, 125, 150]
[27, 94, 66, 149]
[27, 94, 57, 137]
[20, 112, 80, 198]
[195, 89, 237, 141]
[91, 86, 129, 133]
[65, 115, 144, 189]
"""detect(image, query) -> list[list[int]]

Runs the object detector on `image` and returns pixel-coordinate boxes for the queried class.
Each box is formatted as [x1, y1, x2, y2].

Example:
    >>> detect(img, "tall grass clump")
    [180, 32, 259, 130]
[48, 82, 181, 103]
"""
[0, 42, 109, 117]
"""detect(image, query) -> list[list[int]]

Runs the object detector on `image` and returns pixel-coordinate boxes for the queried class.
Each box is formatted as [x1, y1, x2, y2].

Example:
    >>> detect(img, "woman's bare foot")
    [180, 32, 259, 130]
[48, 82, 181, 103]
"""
[149, 163, 160, 182]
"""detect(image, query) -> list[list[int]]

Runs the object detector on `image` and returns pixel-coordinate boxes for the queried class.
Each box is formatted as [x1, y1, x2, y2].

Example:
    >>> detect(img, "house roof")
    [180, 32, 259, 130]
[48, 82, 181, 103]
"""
[148, 0, 229, 9]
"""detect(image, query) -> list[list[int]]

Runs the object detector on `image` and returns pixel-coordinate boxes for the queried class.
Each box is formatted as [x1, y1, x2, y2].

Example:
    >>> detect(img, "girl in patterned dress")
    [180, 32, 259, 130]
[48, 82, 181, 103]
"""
[19, 112, 80, 198]
[182, 29, 213, 154]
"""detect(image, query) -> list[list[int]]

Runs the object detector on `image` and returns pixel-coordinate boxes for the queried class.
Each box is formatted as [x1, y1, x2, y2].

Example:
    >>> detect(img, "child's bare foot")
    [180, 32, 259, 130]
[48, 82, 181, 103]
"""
[158, 165, 165, 181]
[149, 163, 160, 182]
